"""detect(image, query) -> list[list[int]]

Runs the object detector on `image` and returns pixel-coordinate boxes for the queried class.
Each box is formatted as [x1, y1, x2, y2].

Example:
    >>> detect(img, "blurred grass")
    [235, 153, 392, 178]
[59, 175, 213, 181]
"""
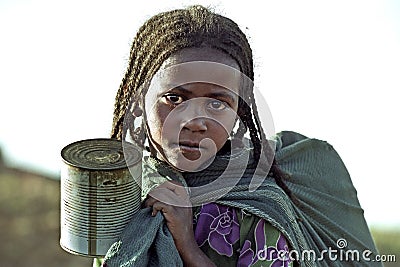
[370, 227, 400, 267]
[0, 165, 398, 267]
[0, 167, 92, 267]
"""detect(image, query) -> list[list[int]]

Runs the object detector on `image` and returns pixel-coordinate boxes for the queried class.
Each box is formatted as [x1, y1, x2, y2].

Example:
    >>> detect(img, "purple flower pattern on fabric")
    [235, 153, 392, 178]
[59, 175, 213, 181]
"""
[238, 218, 266, 266]
[238, 240, 257, 267]
[265, 233, 292, 267]
[194, 204, 292, 266]
[194, 203, 240, 256]
[238, 218, 292, 267]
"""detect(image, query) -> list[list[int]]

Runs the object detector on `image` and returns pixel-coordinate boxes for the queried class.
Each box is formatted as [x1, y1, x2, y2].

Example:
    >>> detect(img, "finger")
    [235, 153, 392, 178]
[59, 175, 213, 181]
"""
[149, 187, 177, 201]
[149, 188, 189, 206]
[144, 196, 158, 208]
[151, 201, 172, 217]
[149, 187, 191, 207]
[157, 181, 188, 197]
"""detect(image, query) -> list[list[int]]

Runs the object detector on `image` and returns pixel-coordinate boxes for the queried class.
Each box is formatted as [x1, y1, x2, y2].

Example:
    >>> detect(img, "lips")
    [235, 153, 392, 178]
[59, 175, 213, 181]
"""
[179, 140, 201, 148]
[176, 140, 205, 153]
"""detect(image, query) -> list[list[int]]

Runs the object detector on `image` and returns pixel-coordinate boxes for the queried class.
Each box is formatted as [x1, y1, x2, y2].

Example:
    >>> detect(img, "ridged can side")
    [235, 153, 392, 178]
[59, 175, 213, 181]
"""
[60, 138, 142, 257]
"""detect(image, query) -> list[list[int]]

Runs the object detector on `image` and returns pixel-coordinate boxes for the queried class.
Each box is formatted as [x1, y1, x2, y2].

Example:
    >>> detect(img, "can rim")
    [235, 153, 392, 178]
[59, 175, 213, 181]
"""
[61, 138, 141, 171]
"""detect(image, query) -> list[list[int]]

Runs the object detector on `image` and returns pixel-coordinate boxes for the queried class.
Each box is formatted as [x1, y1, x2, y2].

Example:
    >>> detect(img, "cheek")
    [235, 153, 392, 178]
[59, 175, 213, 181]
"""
[215, 113, 237, 133]
[210, 123, 231, 150]
[147, 105, 177, 141]
[146, 105, 165, 136]
[213, 114, 238, 148]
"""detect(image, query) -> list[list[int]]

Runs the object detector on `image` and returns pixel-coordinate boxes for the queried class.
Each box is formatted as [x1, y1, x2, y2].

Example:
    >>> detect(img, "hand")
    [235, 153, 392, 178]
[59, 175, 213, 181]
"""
[144, 181, 193, 248]
[144, 181, 216, 267]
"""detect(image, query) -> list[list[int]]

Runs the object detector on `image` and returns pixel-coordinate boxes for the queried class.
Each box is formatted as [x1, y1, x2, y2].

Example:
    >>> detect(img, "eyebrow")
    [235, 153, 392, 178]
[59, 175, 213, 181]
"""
[165, 85, 238, 104]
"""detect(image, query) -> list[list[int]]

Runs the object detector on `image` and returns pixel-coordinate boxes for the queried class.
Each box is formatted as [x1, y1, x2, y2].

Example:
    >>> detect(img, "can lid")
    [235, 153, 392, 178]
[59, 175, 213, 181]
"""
[61, 138, 141, 170]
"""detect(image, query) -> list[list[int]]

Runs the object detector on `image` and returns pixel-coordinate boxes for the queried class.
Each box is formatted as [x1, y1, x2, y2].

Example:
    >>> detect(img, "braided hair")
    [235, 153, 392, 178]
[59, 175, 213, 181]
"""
[110, 5, 294, 200]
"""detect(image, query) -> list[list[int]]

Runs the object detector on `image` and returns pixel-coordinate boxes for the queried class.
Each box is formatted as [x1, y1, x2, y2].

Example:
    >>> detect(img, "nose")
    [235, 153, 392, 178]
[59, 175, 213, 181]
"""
[181, 117, 208, 132]
[180, 102, 208, 132]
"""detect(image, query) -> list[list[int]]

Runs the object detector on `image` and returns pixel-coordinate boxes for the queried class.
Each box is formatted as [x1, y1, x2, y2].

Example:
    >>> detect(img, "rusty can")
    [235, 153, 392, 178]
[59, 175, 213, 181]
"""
[60, 138, 142, 257]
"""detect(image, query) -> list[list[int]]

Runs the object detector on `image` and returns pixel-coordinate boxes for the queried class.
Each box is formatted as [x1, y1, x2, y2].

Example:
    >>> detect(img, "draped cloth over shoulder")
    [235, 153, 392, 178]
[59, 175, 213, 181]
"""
[274, 131, 380, 266]
[102, 131, 381, 267]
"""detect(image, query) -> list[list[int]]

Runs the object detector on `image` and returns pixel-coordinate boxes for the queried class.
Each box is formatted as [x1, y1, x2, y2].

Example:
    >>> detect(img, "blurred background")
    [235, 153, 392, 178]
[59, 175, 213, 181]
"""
[1, 0, 399, 266]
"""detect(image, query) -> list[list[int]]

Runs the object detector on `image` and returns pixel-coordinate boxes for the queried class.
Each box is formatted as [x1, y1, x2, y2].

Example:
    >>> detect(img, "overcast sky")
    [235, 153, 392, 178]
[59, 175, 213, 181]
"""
[1, 0, 399, 227]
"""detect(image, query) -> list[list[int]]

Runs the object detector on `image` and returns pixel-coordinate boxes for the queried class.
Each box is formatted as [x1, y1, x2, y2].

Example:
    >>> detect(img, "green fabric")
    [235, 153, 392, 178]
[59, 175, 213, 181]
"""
[276, 131, 381, 266]
[92, 258, 103, 267]
[102, 131, 381, 267]
[102, 207, 182, 267]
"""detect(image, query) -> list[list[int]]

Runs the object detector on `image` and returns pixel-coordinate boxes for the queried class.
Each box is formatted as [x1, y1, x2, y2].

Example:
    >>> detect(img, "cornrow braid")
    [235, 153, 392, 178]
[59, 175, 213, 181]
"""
[110, 5, 295, 200]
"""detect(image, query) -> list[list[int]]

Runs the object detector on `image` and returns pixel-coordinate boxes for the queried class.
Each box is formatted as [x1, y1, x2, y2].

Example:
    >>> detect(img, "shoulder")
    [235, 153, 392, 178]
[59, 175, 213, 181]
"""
[274, 130, 334, 152]
[274, 131, 358, 205]
[274, 130, 342, 171]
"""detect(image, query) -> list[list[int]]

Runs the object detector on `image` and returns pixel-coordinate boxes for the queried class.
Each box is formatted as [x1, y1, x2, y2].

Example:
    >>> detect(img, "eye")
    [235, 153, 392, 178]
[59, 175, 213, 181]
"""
[164, 94, 184, 105]
[207, 99, 228, 111]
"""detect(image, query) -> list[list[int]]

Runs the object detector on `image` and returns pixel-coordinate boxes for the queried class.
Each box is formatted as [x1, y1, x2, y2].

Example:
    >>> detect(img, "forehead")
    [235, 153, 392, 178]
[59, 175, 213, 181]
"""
[163, 47, 240, 69]
[152, 47, 242, 95]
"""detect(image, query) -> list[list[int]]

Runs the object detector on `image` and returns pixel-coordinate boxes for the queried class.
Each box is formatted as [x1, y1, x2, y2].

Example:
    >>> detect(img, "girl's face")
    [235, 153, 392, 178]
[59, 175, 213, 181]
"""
[145, 47, 241, 171]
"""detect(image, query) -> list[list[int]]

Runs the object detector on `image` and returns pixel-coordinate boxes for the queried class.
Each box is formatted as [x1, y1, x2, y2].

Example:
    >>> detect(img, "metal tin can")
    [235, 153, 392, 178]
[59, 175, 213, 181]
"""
[60, 138, 142, 257]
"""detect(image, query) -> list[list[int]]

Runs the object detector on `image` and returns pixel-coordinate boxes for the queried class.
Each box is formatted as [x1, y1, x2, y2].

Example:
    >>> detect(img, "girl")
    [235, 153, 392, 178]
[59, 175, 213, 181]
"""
[100, 5, 380, 267]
